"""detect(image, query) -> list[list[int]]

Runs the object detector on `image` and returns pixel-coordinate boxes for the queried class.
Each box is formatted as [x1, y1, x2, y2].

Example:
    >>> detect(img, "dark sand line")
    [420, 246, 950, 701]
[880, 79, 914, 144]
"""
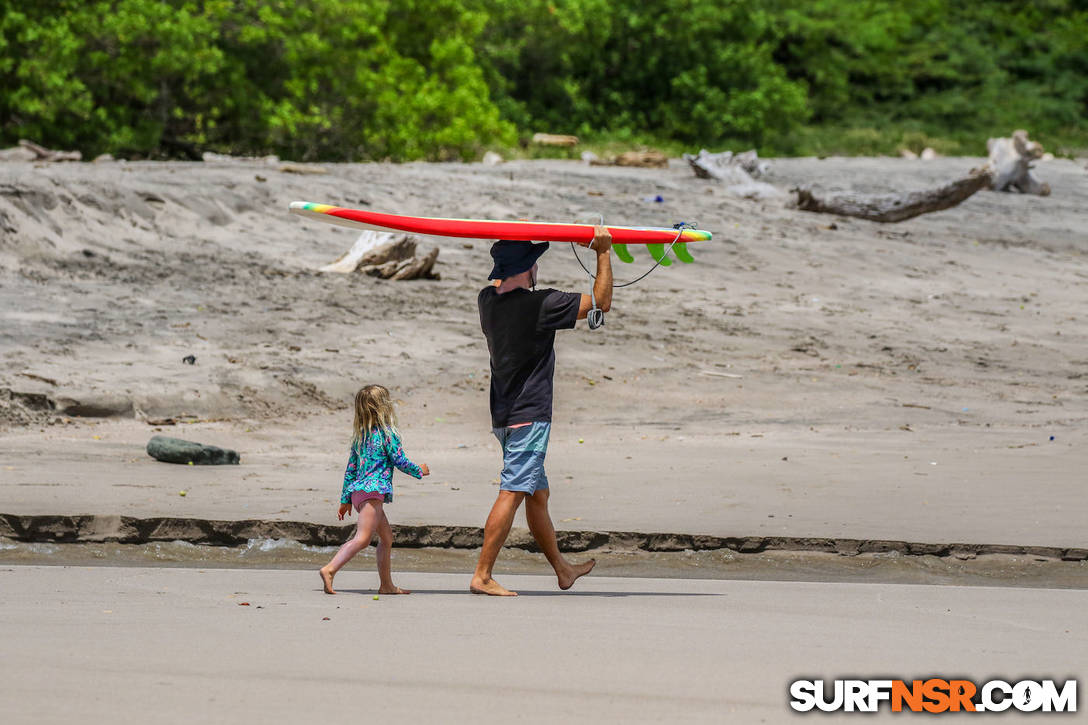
[3, 512, 1086, 562]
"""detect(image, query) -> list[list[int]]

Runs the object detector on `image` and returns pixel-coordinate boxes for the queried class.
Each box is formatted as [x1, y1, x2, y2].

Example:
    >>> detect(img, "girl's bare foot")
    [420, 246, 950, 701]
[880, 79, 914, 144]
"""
[378, 585, 411, 595]
[320, 567, 336, 595]
[557, 559, 596, 590]
[470, 576, 518, 596]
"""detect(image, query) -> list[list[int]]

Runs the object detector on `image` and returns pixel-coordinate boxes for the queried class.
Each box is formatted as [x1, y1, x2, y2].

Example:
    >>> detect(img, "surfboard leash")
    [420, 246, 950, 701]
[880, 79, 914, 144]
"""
[570, 221, 697, 330]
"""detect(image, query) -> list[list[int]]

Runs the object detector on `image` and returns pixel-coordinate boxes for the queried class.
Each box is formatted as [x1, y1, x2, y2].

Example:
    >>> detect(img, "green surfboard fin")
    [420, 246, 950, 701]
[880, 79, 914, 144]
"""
[646, 243, 672, 266]
[673, 242, 694, 264]
[613, 243, 634, 263]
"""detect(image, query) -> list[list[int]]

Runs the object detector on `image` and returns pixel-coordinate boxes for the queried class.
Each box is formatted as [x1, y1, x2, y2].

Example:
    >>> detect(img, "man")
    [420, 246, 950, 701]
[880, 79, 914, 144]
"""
[471, 226, 613, 596]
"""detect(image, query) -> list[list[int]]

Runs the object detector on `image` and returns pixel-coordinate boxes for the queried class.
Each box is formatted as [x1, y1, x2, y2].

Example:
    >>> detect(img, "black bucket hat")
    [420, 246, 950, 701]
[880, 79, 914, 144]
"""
[488, 240, 549, 280]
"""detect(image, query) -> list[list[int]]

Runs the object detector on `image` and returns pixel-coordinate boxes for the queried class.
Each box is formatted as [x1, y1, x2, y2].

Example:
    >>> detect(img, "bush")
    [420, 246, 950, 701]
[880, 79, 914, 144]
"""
[1, 0, 1084, 159]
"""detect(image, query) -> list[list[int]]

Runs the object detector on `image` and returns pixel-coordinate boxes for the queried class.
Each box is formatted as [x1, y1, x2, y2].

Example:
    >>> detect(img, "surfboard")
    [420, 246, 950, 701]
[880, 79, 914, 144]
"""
[289, 201, 710, 265]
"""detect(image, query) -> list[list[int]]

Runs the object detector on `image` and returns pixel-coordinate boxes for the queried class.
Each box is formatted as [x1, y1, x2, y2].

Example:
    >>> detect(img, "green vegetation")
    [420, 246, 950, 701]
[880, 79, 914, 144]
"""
[1, 0, 1085, 160]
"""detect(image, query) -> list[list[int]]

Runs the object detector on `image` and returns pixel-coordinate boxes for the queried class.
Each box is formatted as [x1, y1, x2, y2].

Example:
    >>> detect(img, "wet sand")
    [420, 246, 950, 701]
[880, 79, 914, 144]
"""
[2, 538, 1086, 589]
[1, 566, 1085, 723]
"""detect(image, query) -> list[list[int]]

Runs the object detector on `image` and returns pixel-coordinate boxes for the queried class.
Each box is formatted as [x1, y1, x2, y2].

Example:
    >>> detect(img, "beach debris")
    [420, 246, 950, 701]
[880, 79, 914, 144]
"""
[0, 145, 36, 162]
[147, 435, 240, 465]
[366, 244, 439, 281]
[699, 370, 743, 379]
[686, 148, 769, 179]
[642, 195, 665, 203]
[179, 490, 187, 496]
[531, 133, 579, 147]
[278, 162, 324, 175]
[684, 149, 781, 199]
[239, 602, 250, 606]
[0, 139, 82, 162]
[590, 150, 669, 168]
[320, 231, 439, 280]
[899, 147, 939, 160]
[581, 151, 599, 164]
[986, 130, 1050, 195]
[793, 167, 992, 223]
[320, 230, 394, 273]
[372, 595, 379, 600]
[17, 372, 58, 386]
[482, 151, 503, 165]
[278, 162, 328, 175]
[202, 151, 280, 164]
[182, 355, 196, 365]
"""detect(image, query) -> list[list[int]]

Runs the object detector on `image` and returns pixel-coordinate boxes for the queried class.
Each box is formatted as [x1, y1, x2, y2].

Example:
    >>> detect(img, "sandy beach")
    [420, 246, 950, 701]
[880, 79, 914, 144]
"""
[2, 566, 1085, 724]
[2, 156, 1086, 721]
[1, 156, 1085, 547]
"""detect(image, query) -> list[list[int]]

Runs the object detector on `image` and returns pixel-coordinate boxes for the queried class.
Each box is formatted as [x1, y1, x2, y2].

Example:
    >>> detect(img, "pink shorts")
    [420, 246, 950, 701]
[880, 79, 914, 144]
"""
[351, 491, 386, 512]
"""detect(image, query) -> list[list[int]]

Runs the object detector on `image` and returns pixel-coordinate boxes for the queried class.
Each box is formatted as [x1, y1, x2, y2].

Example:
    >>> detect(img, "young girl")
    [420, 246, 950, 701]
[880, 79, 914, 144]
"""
[320, 384, 429, 595]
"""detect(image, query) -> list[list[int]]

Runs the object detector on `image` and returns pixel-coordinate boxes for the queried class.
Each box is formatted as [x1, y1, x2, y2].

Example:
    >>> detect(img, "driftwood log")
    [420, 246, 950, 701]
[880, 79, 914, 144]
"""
[531, 133, 579, 147]
[793, 167, 993, 223]
[0, 139, 82, 162]
[320, 231, 439, 280]
[587, 150, 669, 168]
[987, 130, 1050, 195]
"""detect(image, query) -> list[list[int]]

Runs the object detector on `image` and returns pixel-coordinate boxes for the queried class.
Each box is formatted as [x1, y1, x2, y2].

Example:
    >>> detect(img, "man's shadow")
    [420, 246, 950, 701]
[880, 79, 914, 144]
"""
[333, 588, 720, 598]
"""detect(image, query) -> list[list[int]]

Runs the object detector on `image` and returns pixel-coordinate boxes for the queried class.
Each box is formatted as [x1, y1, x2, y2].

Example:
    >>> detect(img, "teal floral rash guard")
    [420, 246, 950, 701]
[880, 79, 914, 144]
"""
[340, 428, 423, 504]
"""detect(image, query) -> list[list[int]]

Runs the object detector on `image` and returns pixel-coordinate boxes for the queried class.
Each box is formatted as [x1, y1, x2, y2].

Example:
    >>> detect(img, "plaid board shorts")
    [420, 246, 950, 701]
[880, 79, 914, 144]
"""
[492, 421, 550, 494]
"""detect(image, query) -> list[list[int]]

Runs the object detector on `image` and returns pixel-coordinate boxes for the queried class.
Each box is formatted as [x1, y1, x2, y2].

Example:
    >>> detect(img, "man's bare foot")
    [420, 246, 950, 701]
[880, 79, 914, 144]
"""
[557, 559, 596, 590]
[469, 576, 518, 596]
[378, 585, 411, 595]
[320, 567, 336, 595]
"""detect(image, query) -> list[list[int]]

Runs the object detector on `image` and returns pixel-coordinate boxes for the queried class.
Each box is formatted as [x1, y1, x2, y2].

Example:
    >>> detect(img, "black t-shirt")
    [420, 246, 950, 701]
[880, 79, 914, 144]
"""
[478, 286, 581, 428]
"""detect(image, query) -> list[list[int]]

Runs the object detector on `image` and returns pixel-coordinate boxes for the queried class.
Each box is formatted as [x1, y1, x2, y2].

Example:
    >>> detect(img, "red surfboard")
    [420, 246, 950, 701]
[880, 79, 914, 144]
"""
[289, 201, 710, 264]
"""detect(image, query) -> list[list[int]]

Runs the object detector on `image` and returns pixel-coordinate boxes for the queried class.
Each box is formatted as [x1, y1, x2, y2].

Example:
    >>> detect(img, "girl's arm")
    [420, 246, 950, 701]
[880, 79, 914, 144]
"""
[340, 443, 359, 503]
[385, 432, 423, 479]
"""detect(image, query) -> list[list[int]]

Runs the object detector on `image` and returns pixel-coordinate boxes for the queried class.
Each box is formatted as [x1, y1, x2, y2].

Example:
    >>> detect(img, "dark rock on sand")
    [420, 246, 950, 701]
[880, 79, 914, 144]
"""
[146, 435, 240, 465]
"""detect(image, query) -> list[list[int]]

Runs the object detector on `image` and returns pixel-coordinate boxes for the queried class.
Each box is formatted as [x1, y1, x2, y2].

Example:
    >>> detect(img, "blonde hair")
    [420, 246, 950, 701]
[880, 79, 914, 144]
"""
[352, 385, 398, 446]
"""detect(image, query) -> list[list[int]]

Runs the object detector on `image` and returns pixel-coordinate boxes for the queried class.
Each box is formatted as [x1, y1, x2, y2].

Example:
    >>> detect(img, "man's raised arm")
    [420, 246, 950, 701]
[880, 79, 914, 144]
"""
[578, 225, 613, 319]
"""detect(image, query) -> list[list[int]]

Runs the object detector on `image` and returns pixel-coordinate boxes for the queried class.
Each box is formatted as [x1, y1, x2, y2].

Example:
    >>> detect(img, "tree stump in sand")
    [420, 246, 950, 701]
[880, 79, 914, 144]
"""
[987, 130, 1050, 196]
[793, 167, 993, 223]
[367, 247, 441, 280]
[321, 231, 439, 280]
